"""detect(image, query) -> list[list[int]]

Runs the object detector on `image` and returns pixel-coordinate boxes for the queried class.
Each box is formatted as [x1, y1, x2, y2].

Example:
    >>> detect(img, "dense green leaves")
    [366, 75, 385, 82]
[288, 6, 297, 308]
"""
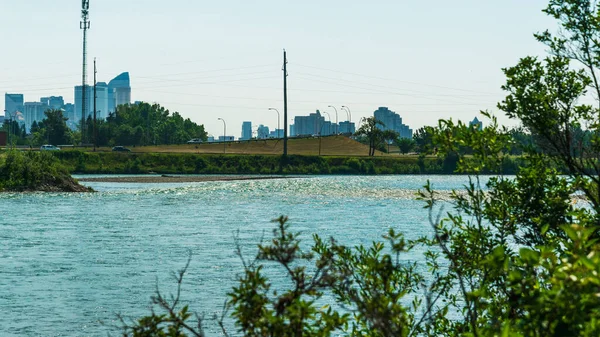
[123, 1, 600, 336]
[0, 150, 90, 192]
[93, 103, 207, 147]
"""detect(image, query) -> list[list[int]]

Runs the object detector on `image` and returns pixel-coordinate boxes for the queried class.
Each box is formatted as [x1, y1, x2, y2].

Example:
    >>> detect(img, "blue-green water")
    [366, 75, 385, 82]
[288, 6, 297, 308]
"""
[0, 175, 472, 336]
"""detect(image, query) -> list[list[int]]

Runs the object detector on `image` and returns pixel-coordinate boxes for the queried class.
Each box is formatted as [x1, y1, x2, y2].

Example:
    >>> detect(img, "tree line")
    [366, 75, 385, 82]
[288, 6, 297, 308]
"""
[1, 102, 207, 147]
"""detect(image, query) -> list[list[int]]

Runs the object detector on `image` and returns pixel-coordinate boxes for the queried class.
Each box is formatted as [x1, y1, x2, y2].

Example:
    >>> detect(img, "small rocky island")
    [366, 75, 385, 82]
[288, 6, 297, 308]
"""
[0, 151, 92, 192]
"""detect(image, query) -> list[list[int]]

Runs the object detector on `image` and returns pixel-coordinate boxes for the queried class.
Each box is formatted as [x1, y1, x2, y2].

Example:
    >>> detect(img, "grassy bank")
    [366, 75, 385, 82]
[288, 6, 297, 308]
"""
[52, 151, 522, 175]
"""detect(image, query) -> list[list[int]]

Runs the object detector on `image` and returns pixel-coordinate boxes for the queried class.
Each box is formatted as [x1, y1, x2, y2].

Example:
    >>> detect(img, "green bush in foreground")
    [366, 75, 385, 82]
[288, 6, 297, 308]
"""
[0, 150, 91, 192]
[121, 0, 600, 335]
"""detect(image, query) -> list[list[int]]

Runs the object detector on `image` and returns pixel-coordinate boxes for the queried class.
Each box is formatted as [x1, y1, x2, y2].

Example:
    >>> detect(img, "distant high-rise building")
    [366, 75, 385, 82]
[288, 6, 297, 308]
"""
[108, 72, 131, 112]
[469, 117, 483, 131]
[338, 121, 356, 134]
[293, 110, 325, 136]
[75, 84, 109, 121]
[74, 85, 92, 122]
[5, 93, 24, 116]
[241, 121, 252, 140]
[95, 82, 109, 119]
[257, 124, 270, 139]
[63, 103, 75, 122]
[373, 107, 412, 139]
[47, 96, 64, 110]
[23, 102, 49, 131]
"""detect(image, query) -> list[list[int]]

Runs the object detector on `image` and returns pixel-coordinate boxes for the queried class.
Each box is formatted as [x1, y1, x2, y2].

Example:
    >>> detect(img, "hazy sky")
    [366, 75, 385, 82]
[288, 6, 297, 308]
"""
[0, 0, 555, 137]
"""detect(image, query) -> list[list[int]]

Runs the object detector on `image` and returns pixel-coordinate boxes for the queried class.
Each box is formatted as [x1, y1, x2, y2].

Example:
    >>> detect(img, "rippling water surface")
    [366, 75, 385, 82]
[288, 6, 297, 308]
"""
[0, 175, 478, 336]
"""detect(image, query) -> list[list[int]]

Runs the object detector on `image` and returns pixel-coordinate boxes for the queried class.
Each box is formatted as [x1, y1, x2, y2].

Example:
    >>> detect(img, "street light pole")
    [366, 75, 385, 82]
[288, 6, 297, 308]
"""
[341, 106, 352, 133]
[3, 110, 8, 147]
[328, 105, 338, 134]
[217, 118, 226, 154]
[322, 111, 331, 136]
[319, 112, 331, 156]
[268, 108, 280, 138]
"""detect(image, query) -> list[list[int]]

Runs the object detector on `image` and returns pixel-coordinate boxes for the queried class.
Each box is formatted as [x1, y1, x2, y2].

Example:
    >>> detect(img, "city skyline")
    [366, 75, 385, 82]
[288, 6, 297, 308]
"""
[0, 0, 554, 137]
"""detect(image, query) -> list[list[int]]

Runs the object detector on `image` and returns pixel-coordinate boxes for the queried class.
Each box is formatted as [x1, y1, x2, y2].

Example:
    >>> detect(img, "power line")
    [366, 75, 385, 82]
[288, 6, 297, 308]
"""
[294, 71, 497, 98]
[294, 63, 500, 95]
[292, 74, 485, 106]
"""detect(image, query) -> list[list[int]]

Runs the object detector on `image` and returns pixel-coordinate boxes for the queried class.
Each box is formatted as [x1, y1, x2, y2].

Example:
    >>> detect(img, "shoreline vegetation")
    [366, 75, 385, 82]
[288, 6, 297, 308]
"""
[77, 175, 293, 183]
[0, 151, 91, 192]
[51, 151, 523, 176]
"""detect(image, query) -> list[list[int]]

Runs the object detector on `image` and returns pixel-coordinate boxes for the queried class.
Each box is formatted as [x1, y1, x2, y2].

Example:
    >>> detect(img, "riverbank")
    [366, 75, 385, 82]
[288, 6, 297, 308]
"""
[52, 151, 522, 175]
[77, 175, 292, 183]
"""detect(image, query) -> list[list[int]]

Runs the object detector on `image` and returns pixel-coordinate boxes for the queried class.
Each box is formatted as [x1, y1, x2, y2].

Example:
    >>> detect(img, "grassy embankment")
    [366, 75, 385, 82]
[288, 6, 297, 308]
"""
[52, 151, 522, 175]
[26, 137, 521, 175]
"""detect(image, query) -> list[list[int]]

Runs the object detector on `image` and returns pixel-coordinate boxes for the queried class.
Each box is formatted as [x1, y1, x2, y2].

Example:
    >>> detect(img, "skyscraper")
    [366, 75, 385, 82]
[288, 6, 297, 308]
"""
[4, 93, 24, 116]
[74, 84, 109, 121]
[469, 117, 483, 131]
[48, 96, 65, 110]
[257, 124, 270, 139]
[95, 82, 109, 119]
[108, 72, 131, 112]
[23, 102, 49, 131]
[293, 110, 325, 136]
[373, 107, 412, 139]
[241, 121, 252, 140]
[74, 85, 91, 122]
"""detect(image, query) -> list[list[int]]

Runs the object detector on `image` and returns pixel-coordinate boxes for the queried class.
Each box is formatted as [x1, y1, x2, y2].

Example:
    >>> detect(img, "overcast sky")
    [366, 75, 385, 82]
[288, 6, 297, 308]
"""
[0, 0, 555, 137]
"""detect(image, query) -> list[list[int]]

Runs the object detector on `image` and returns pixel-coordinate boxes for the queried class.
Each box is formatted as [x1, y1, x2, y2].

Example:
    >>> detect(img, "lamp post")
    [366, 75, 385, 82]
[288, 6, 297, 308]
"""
[327, 105, 338, 134]
[341, 106, 352, 133]
[319, 112, 331, 156]
[322, 111, 331, 136]
[268, 108, 280, 138]
[3, 110, 8, 147]
[217, 118, 226, 154]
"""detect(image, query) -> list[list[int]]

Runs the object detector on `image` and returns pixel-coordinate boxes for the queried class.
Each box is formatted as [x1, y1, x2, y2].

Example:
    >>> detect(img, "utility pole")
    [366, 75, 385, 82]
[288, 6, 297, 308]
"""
[93, 57, 97, 151]
[283, 50, 288, 156]
[80, 0, 90, 144]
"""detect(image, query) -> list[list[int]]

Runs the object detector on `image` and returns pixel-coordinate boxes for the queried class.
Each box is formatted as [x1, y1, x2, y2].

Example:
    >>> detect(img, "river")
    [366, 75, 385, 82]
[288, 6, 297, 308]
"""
[0, 175, 474, 336]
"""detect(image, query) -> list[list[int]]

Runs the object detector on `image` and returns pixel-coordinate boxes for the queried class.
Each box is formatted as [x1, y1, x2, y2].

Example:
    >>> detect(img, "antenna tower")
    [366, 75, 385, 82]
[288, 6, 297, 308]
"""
[80, 0, 90, 143]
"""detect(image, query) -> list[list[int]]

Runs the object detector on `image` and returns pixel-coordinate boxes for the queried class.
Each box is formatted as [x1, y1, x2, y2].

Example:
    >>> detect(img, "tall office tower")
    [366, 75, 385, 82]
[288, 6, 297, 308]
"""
[75, 84, 109, 121]
[293, 110, 325, 136]
[338, 121, 356, 134]
[257, 124, 270, 139]
[5, 93, 24, 116]
[95, 82, 109, 119]
[241, 121, 252, 140]
[47, 96, 65, 110]
[469, 117, 483, 131]
[23, 102, 49, 131]
[108, 72, 131, 112]
[74, 85, 91, 122]
[373, 107, 413, 139]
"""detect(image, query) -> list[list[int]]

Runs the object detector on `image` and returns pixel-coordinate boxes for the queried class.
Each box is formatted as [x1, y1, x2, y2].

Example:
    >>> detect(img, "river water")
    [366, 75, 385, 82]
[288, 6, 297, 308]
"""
[0, 175, 474, 336]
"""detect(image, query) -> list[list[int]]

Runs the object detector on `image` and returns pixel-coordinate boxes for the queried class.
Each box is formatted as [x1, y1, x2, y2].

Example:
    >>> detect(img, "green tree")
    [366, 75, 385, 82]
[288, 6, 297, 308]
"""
[37, 109, 72, 146]
[395, 137, 416, 154]
[354, 117, 385, 156]
[412, 126, 435, 153]
[122, 1, 600, 336]
[102, 103, 207, 146]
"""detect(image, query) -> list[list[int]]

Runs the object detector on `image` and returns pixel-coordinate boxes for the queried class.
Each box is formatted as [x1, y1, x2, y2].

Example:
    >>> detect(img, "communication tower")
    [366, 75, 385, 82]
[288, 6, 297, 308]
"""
[80, 0, 90, 143]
